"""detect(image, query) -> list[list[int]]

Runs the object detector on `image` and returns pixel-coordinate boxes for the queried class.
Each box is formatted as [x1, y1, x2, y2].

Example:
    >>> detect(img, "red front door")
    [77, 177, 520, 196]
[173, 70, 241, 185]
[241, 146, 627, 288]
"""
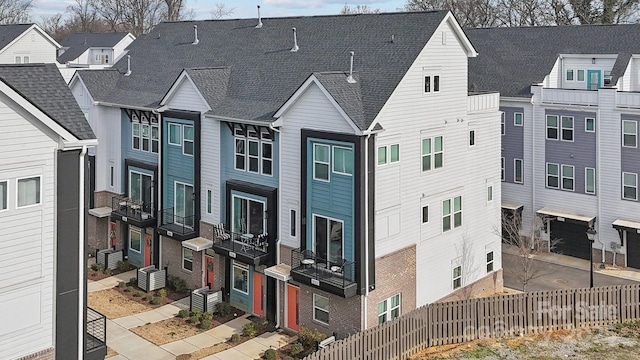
[253, 272, 265, 316]
[287, 284, 300, 331]
[205, 255, 215, 288]
[144, 234, 152, 266]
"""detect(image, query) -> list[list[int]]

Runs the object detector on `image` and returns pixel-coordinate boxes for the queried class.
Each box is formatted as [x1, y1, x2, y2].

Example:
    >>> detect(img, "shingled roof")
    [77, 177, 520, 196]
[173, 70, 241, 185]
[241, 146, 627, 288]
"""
[78, 11, 451, 130]
[0, 64, 95, 140]
[466, 24, 640, 98]
[58, 32, 131, 63]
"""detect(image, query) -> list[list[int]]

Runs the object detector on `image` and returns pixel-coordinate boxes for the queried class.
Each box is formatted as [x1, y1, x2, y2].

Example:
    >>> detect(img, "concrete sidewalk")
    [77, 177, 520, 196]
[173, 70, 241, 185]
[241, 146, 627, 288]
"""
[88, 269, 137, 293]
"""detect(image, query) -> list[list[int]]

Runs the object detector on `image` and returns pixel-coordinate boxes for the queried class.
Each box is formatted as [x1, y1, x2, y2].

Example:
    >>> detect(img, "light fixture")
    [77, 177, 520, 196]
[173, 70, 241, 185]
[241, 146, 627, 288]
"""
[586, 228, 597, 288]
[586, 228, 597, 242]
[592, 58, 596, 64]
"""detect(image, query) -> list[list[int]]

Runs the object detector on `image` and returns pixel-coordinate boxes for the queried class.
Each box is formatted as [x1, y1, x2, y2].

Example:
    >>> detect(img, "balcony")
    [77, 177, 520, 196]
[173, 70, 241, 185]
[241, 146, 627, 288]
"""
[86, 307, 107, 360]
[157, 208, 197, 241]
[211, 228, 272, 266]
[616, 91, 640, 109]
[111, 196, 155, 228]
[541, 88, 598, 106]
[290, 248, 357, 298]
[468, 91, 500, 113]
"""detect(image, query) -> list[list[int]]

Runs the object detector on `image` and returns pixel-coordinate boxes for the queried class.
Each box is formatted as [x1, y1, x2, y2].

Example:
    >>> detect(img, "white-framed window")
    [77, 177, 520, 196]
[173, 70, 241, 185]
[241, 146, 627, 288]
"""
[623, 172, 637, 200]
[390, 144, 399, 163]
[231, 195, 266, 235]
[377, 293, 401, 324]
[129, 226, 141, 253]
[486, 251, 494, 273]
[469, 130, 475, 147]
[183, 125, 194, 156]
[129, 170, 152, 209]
[514, 112, 523, 126]
[0, 180, 6, 211]
[442, 196, 462, 232]
[248, 139, 259, 173]
[333, 146, 354, 175]
[561, 164, 574, 191]
[262, 142, 273, 175]
[514, 159, 523, 184]
[141, 124, 150, 151]
[132, 121, 158, 153]
[206, 189, 212, 214]
[313, 144, 330, 181]
[623, 120, 637, 148]
[17, 176, 41, 208]
[546, 163, 559, 189]
[174, 182, 194, 228]
[169, 123, 181, 145]
[585, 168, 596, 195]
[151, 124, 159, 152]
[313, 294, 329, 324]
[452, 265, 462, 289]
[424, 75, 440, 93]
[132, 122, 140, 150]
[312, 214, 344, 263]
[183, 247, 193, 271]
[378, 144, 399, 165]
[501, 112, 505, 135]
[585, 118, 595, 132]
[546, 115, 559, 140]
[487, 185, 493, 202]
[422, 136, 443, 171]
[604, 70, 612, 85]
[290, 209, 297, 237]
[422, 205, 429, 224]
[577, 69, 585, 81]
[501, 157, 505, 181]
[14, 56, 20, 64]
[377, 146, 387, 165]
[232, 261, 249, 294]
[235, 138, 246, 170]
[561, 116, 574, 141]
[109, 165, 115, 188]
[566, 69, 574, 81]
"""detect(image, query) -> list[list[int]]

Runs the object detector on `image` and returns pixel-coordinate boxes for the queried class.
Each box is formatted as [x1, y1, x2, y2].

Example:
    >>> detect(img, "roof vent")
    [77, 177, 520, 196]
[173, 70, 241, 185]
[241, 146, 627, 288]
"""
[255, 6, 263, 29]
[124, 55, 131, 76]
[391, 34, 395, 43]
[290, 28, 299, 52]
[192, 25, 199, 45]
[347, 51, 356, 83]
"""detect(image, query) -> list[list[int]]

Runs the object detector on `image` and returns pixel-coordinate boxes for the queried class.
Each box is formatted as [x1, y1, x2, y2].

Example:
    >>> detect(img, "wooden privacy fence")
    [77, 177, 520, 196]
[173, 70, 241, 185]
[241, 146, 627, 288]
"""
[304, 284, 640, 360]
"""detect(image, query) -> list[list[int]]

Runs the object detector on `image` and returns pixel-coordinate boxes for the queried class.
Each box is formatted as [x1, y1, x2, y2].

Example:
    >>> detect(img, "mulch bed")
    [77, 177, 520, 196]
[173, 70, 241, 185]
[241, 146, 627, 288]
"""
[87, 264, 135, 281]
[113, 279, 189, 306]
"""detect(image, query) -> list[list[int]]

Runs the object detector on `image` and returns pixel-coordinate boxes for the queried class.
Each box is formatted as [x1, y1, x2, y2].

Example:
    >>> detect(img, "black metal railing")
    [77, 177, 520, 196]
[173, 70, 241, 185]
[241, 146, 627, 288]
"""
[86, 307, 106, 352]
[213, 229, 269, 258]
[112, 195, 154, 221]
[291, 248, 356, 289]
[158, 208, 196, 236]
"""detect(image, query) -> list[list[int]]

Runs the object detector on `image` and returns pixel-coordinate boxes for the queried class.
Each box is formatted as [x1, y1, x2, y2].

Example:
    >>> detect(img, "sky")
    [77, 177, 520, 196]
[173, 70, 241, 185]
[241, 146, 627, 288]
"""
[31, 0, 409, 22]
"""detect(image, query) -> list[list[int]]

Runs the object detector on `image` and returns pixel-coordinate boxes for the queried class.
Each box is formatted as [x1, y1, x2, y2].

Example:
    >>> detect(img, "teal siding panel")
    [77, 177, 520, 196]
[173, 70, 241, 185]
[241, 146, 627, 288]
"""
[162, 117, 195, 209]
[121, 110, 158, 189]
[229, 262, 253, 313]
[126, 226, 148, 268]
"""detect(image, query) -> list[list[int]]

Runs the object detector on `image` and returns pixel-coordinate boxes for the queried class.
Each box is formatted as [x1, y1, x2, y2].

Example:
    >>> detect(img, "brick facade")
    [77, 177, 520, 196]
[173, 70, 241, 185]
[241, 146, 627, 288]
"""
[161, 235, 204, 290]
[17, 348, 54, 360]
[201, 221, 227, 294]
[593, 249, 625, 267]
[87, 190, 120, 253]
[436, 269, 504, 303]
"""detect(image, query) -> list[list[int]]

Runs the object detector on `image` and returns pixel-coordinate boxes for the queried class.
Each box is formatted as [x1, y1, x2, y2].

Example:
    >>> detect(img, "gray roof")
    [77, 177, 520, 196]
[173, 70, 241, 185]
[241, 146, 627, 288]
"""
[0, 24, 32, 52]
[0, 64, 95, 140]
[58, 32, 131, 63]
[78, 11, 450, 130]
[314, 72, 364, 128]
[466, 24, 640, 98]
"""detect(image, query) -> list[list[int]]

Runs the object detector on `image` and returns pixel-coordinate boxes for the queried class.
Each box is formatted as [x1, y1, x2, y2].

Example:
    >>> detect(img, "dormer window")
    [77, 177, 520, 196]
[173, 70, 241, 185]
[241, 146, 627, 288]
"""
[566, 70, 574, 81]
[604, 71, 612, 86]
[577, 70, 585, 82]
[424, 75, 440, 93]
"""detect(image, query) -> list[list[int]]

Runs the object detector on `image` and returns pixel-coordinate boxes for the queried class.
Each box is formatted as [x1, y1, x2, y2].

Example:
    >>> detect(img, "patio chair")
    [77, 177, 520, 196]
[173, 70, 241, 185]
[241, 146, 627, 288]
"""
[213, 223, 231, 241]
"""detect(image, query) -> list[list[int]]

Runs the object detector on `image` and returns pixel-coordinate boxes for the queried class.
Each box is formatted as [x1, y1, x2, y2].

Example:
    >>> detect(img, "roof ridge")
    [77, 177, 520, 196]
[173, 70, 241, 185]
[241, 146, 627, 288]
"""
[161, 10, 448, 23]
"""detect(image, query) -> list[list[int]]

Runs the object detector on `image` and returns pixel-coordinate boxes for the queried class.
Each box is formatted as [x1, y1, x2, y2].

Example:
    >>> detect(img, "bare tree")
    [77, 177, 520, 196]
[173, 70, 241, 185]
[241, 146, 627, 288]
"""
[39, 13, 66, 41]
[454, 233, 481, 300]
[66, 0, 101, 32]
[405, 0, 501, 27]
[211, 3, 234, 19]
[0, 0, 33, 24]
[340, 4, 382, 14]
[164, 0, 184, 21]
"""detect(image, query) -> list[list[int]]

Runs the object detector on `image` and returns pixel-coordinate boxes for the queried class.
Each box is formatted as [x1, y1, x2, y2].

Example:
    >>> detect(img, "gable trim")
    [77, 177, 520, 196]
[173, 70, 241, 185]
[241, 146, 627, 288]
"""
[0, 24, 62, 55]
[160, 70, 212, 112]
[442, 12, 477, 58]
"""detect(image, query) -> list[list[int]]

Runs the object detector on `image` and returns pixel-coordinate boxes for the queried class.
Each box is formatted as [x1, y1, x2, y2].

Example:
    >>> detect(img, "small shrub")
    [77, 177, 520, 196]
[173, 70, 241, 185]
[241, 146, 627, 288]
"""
[150, 296, 162, 305]
[298, 327, 328, 350]
[242, 323, 257, 338]
[129, 277, 137, 286]
[133, 291, 142, 297]
[167, 275, 188, 293]
[189, 315, 199, 324]
[178, 309, 189, 318]
[202, 311, 213, 321]
[124, 286, 133, 293]
[215, 302, 231, 317]
[264, 348, 277, 360]
[144, 295, 153, 302]
[229, 333, 241, 343]
[116, 260, 130, 272]
[103, 268, 112, 276]
[251, 316, 268, 333]
[91, 263, 104, 272]
[191, 309, 202, 319]
[117, 281, 126, 288]
[289, 342, 304, 356]
[157, 288, 167, 299]
[200, 319, 212, 330]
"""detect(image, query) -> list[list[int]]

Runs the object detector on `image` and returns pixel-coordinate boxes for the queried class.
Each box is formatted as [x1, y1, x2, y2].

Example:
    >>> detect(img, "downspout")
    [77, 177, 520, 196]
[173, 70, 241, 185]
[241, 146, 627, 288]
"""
[530, 95, 536, 239]
[362, 133, 370, 330]
[596, 90, 605, 262]
[271, 122, 282, 329]
[78, 145, 88, 360]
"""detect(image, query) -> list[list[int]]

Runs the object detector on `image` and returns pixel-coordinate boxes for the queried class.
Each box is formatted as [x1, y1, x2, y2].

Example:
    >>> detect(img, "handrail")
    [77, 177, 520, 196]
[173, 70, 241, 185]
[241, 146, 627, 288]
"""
[86, 307, 106, 351]
[213, 229, 269, 257]
[291, 248, 356, 288]
[158, 207, 196, 235]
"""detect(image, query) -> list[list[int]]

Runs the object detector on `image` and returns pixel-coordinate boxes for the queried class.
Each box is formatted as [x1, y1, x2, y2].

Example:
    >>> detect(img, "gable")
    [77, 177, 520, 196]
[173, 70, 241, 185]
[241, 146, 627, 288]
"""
[0, 27, 58, 64]
[163, 73, 210, 113]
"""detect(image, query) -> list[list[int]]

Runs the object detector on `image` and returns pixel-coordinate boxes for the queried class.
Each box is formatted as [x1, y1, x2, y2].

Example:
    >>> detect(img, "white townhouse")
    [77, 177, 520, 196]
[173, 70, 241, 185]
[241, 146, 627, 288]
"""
[0, 24, 60, 64]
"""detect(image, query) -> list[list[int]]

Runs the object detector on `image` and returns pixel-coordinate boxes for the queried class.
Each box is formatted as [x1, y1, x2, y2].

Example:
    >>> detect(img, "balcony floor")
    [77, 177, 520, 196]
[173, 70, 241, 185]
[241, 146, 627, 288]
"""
[292, 265, 354, 289]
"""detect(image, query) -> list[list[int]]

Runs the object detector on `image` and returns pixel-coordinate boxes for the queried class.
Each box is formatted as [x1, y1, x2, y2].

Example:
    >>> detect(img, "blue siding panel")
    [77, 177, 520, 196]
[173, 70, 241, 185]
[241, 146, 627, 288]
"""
[229, 262, 253, 313]
[162, 117, 195, 209]
[121, 110, 158, 189]
[501, 107, 524, 184]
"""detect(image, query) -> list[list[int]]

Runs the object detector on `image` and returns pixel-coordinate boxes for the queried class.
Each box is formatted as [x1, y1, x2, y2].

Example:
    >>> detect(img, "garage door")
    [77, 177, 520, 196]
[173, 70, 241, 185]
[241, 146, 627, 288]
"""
[627, 231, 640, 269]
[550, 220, 591, 260]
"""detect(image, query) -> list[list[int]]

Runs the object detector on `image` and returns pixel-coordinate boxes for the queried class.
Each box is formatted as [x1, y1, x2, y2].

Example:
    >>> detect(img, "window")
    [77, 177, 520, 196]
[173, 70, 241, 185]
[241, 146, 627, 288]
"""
[232, 195, 266, 235]
[424, 76, 431, 93]
[434, 76, 440, 92]
[313, 215, 343, 264]
[442, 196, 462, 232]
[390, 144, 399, 163]
[262, 142, 273, 175]
[206, 189, 212, 214]
[453, 265, 462, 289]
[0, 181, 6, 210]
[17, 176, 40, 207]
[129, 227, 141, 252]
[585, 168, 595, 194]
[169, 123, 181, 145]
[486, 251, 494, 273]
[141, 124, 150, 151]
[501, 157, 505, 181]
[14, 56, 20, 64]
[313, 144, 330, 181]
[546, 115, 558, 140]
[577, 69, 585, 81]
[424, 75, 440, 93]
[235, 138, 246, 170]
[233, 261, 249, 294]
[487, 185, 493, 202]
[132, 122, 140, 150]
[422, 205, 429, 223]
[623, 120, 637, 148]
[378, 294, 401, 324]
[422, 136, 443, 171]
[235, 129, 272, 175]
[566, 69, 574, 81]
[561, 164, 574, 191]
[514, 159, 523, 184]
[175, 182, 194, 228]
[546, 163, 559, 188]
[561, 116, 574, 141]
[585, 118, 595, 132]
[183, 125, 194, 155]
[469, 130, 475, 146]
[623, 172, 637, 200]
[181, 247, 193, 271]
[129, 171, 152, 210]
[110, 166, 115, 187]
[151, 125, 159, 153]
[290, 209, 297, 237]
[379, 144, 399, 165]
[377, 146, 387, 165]
[333, 146, 353, 175]
[313, 294, 329, 324]
[501, 112, 505, 135]
[248, 139, 259, 173]
[514, 112, 523, 126]
[604, 71, 612, 86]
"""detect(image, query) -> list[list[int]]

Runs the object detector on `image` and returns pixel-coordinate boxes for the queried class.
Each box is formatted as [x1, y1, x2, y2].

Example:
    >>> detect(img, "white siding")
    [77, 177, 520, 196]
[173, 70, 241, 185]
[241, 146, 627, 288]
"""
[165, 77, 209, 113]
[0, 28, 57, 64]
[201, 115, 221, 225]
[373, 19, 502, 304]
[112, 36, 134, 63]
[0, 101, 58, 359]
[560, 56, 616, 89]
[278, 83, 356, 249]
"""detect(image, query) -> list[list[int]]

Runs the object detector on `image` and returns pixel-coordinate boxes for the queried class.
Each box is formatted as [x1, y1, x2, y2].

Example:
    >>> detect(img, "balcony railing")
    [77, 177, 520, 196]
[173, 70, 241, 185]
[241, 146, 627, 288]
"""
[212, 228, 271, 265]
[111, 195, 154, 226]
[86, 307, 106, 354]
[541, 88, 598, 106]
[616, 91, 640, 109]
[290, 248, 357, 298]
[158, 208, 196, 240]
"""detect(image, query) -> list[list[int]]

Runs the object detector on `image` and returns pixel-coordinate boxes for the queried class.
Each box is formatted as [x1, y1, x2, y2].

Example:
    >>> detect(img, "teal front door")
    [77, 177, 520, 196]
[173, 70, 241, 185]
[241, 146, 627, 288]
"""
[587, 70, 601, 90]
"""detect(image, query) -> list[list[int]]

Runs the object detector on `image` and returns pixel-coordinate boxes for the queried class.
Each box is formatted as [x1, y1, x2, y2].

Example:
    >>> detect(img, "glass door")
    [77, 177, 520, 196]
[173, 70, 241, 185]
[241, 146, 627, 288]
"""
[232, 195, 265, 235]
[313, 215, 343, 264]
[175, 182, 194, 228]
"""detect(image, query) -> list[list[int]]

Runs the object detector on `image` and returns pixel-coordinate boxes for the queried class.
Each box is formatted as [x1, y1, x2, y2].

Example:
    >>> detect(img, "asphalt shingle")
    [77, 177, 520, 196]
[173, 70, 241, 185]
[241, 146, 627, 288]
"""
[0, 24, 32, 51]
[58, 32, 131, 64]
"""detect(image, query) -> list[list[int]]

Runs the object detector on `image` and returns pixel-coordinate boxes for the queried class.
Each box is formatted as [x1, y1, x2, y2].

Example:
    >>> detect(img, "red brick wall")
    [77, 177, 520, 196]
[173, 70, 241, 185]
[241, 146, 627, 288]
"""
[17, 348, 54, 360]
[436, 269, 504, 303]
[161, 235, 203, 290]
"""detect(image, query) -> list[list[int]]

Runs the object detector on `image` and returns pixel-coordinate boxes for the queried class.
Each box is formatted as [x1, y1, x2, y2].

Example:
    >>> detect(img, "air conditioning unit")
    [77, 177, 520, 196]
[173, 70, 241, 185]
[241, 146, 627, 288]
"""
[610, 242, 621, 252]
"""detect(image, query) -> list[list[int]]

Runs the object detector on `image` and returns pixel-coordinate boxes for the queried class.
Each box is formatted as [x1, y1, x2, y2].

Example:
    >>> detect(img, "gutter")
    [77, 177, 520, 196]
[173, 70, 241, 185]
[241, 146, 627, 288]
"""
[78, 145, 88, 360]
[95, 101, 157, 112]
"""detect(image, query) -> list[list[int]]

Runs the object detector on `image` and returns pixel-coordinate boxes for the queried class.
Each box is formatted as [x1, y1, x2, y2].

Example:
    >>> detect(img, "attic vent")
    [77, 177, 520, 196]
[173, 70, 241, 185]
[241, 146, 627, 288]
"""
[192, 25, 199, 45]
[347, 51, 356, 83]
[124, 55, 131, 76]
[255, 5, 263, 29]
[290, 28, 299, 52]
